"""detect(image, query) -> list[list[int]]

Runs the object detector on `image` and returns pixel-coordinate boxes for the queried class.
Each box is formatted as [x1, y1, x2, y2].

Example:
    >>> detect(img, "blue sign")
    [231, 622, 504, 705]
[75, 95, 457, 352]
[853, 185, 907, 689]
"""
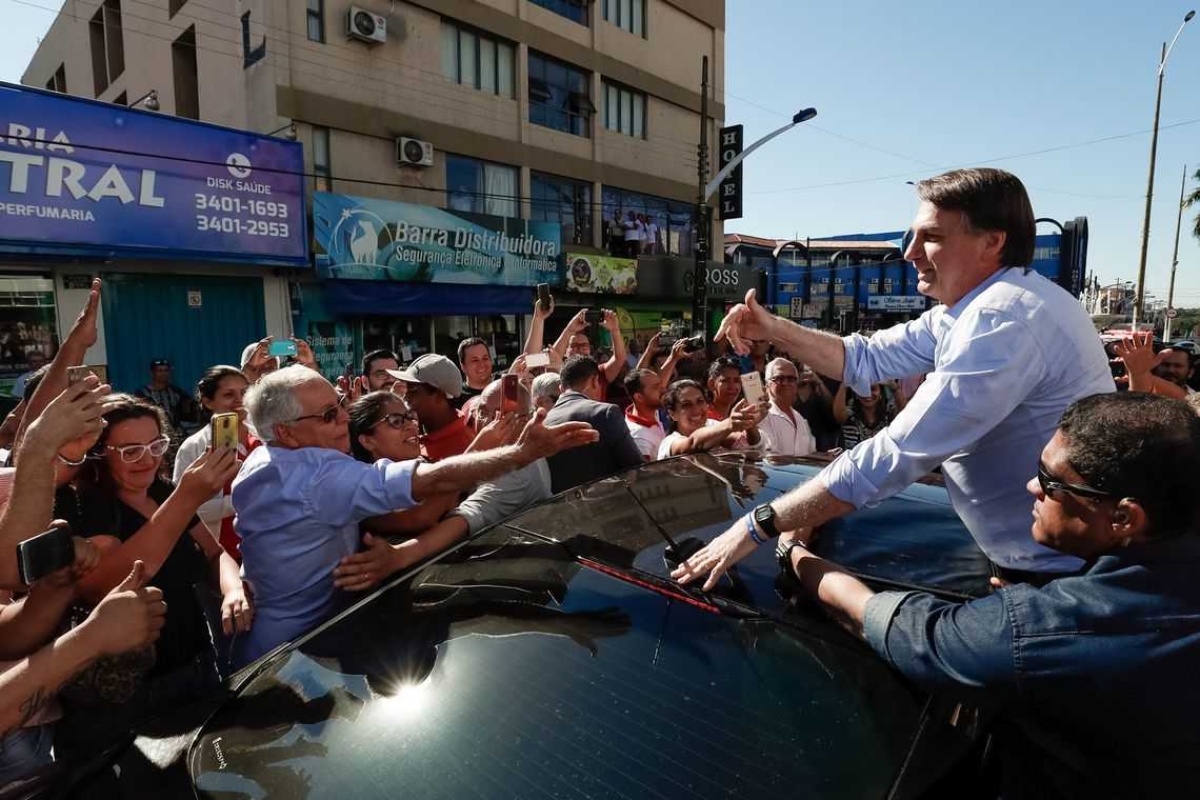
[0, 83, 306, 265]
[312, 192, 562, 287]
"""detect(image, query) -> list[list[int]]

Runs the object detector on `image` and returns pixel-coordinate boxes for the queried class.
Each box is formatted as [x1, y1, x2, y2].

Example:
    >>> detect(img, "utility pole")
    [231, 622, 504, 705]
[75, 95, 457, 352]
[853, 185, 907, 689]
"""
[1164, 164, 1187, 342]
[690, 56, 710, 339]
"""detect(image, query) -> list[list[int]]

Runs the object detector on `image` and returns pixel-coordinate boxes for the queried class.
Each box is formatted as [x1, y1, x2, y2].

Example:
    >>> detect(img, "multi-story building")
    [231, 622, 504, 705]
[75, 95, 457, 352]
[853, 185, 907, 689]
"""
[21, 0, 727, 378]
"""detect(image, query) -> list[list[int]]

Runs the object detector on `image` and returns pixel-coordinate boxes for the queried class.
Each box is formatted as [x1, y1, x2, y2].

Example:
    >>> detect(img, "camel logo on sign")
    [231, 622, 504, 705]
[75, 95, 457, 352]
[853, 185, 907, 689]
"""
[329, 207, 394, 266]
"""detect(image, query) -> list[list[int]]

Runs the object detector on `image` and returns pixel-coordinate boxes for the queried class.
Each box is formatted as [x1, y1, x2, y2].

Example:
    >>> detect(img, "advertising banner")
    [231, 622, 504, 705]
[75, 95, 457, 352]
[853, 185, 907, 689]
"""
[313, 192, 561, 287]
[867, 295, 927, 311]
[564, 253, 637, 295]
[0, 83, 306, 264]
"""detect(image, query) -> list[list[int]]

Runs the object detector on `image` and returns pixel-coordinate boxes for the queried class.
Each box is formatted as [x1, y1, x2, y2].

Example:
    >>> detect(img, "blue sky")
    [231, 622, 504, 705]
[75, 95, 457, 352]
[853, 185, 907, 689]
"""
[2, 0, 1198, 306]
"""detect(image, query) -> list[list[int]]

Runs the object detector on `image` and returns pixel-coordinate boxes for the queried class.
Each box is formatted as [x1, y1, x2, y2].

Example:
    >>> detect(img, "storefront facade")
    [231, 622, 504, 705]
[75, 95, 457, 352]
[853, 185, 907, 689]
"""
[0, 83, 307, 401]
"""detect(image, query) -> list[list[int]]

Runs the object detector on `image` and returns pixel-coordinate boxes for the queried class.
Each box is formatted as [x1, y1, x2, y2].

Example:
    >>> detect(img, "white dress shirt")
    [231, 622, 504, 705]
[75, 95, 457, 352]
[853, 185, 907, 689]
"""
[819, 268, 1114, 573]
[760, 401, 817, 457]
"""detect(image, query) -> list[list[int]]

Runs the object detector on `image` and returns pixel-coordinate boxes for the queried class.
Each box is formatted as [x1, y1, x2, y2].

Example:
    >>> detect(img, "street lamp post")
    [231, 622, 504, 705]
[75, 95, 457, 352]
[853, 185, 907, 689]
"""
[690, 56, 817, 337]
[1164, 164, 1187, 341]
[1132, 9, 1195, 331]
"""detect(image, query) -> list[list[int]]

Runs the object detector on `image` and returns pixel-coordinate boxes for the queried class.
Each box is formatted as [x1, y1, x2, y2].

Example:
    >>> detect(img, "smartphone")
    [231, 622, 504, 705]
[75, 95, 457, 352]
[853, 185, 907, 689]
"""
[268, 339, 298, 358]
[659, 335, 677, 349]
[740, 372, 766, 407]
[537, 283, 552, 312]
[210, 412, 239, 451]
[17, 525, 75, 586]
[67, 365, 95, 386]
[584, 309, 604, 325]
[683, 336, 705, 353]
[525, 352, 550, 369]
[501, 373, 520, 414]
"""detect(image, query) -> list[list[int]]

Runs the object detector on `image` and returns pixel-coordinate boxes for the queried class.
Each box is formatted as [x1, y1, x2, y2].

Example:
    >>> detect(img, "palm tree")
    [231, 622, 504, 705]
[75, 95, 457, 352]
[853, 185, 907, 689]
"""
[1187, 166, 1200, 240]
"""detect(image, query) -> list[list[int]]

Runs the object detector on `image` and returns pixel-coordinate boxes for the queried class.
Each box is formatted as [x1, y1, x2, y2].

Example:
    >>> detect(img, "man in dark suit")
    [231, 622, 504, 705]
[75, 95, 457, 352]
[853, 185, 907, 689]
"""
[544, 356, 644, 493]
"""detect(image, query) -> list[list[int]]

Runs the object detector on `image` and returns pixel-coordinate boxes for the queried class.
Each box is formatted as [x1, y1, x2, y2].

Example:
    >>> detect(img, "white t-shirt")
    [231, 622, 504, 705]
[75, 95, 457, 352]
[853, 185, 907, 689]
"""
[623, 219, 641, 242]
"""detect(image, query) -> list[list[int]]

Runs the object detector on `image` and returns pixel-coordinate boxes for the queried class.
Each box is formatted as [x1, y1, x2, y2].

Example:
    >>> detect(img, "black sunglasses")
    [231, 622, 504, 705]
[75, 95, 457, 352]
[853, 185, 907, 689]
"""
[372, 411, 418, 430]
[1037, 462, 1111, 501]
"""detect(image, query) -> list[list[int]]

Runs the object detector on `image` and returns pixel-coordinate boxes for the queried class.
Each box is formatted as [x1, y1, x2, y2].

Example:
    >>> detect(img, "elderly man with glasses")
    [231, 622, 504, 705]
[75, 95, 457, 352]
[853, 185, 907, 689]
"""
[759, 358, 817, 457]
[231, 365, 597, 666]
[769, 392, 1200, 796]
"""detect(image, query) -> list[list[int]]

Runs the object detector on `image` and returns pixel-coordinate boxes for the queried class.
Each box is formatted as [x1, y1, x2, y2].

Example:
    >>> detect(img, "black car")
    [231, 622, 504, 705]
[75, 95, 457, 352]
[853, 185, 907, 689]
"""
[22, 454, 1001, 799]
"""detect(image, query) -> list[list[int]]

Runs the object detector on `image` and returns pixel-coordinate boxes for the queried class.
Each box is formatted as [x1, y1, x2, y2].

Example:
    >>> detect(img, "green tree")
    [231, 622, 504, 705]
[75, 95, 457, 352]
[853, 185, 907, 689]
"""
[1187, 167, 1200, 241]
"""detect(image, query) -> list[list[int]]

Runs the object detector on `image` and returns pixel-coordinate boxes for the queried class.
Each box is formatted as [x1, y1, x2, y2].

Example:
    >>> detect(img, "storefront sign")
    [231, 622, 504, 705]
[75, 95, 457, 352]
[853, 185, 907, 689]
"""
[717, 124, 743, 221]
[0, 83, 306, 264]
[789, 297, 804, 319]
[634, 256, 756, 301]
[313, 192, 562, 288]
[565, 253, 637, 295]
[867, 295, 927, 311]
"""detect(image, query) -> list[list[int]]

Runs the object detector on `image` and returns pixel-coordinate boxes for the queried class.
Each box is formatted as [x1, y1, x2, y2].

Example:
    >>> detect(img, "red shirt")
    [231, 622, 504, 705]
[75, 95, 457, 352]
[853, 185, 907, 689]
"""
[221, 434, 262, 563]
[422, 411, 475, 461]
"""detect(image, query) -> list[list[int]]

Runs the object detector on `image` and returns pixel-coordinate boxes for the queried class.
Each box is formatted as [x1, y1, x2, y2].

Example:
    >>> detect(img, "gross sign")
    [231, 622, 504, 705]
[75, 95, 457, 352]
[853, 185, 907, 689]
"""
[0, 83, 307, 264]
[717, 124, 743, 221]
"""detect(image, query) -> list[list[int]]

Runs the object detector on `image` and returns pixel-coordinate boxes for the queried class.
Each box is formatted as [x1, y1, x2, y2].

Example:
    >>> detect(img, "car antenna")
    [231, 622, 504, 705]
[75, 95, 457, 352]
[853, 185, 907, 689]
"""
[622, 484, 705, 568]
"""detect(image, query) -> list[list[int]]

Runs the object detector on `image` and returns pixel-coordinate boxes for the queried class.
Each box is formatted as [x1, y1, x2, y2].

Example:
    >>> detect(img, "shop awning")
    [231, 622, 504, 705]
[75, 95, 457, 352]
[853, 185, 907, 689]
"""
[320, 280, 535, 316]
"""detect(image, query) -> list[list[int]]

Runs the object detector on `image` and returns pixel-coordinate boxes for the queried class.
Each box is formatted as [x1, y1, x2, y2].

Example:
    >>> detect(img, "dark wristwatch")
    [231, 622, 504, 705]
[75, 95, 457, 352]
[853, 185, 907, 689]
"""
[752, 503, 780, 540]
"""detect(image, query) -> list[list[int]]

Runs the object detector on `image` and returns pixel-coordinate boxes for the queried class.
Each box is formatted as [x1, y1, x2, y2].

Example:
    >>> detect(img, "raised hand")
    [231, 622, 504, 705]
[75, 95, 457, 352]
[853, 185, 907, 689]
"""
[25, 377, 110, 454]
[80, 561, 167, 657]
[715, 289, 778, 355]
[516, 408, 599, 460]
[178, 446, 239, 503]
[471, 410, 523, 452]
[670, 519, 759, 592]
[333, 533, 408, 592]
[293, 339, 318, 370]
[728, 399, 762, 432]
[1112, 332, 1163, 378]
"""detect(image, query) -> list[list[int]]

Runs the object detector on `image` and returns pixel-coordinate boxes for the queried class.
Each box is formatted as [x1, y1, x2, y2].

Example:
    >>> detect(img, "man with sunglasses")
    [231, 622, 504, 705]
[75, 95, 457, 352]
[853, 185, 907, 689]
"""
[758, 358, 816, 457]
[231, 366, 598, 666]
[772, 392, 1200, 796]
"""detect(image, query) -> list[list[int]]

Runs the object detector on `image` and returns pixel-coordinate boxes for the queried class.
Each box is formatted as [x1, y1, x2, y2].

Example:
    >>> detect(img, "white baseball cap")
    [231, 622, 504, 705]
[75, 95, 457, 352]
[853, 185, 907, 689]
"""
[387, 354, 462, 399]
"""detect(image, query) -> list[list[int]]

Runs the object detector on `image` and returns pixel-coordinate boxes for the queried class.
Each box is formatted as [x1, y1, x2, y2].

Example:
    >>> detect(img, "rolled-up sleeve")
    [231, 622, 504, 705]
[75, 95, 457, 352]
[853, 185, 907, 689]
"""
[305, 457, 418, 526]
[822, 307, 1047, 509]
[842, 313, 939, 396]
[864, 590, 1018, 693]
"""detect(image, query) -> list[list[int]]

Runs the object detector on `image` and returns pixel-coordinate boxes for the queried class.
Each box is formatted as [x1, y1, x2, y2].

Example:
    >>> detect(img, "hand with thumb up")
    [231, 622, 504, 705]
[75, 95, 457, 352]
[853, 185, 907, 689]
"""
[79, 560, 167, 658]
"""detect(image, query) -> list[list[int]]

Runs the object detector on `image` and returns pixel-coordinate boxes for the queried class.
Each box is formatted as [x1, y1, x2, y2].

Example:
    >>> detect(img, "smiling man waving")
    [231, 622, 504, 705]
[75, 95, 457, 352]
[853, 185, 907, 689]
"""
[674, 168, 1114, 590]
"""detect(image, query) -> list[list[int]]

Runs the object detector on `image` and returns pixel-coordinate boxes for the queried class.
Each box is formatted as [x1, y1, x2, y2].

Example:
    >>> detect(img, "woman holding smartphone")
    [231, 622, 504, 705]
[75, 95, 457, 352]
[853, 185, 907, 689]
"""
[174, 365, 260, 562]
[657, 379, 764, 459]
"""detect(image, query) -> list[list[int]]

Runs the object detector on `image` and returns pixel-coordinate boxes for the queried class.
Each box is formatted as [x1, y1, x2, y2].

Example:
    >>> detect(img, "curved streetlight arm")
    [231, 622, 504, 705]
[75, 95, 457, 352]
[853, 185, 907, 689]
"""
[1161, 10, 1196, 74]
[703, 108, 817, 200]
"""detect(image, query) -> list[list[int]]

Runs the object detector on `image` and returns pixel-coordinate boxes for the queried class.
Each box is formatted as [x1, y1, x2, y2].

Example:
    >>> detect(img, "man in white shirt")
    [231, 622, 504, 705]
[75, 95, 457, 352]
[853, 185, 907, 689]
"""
[674, 168, 1114, 591]
[644, 218, 661, 255]
[622, 211, 642, 257]
[623, 369, 666, 461]
[759, 359, 816, 457]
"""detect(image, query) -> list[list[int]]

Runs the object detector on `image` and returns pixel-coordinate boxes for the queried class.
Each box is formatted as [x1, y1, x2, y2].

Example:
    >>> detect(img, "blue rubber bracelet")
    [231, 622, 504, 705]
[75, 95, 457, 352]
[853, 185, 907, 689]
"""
[744, 515, 766, 546]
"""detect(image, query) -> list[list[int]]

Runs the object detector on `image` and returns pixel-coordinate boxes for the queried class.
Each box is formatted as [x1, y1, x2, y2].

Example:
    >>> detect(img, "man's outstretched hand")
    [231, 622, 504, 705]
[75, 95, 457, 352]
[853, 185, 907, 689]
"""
[715, 289, 778, 355]
[515, 408, 598, 461]
[670, 518, 758, 592]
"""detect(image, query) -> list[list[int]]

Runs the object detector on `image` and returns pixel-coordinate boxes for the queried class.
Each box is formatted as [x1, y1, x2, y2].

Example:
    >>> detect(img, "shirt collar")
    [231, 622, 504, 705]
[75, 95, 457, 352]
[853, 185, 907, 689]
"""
[944, 266, 1014, 319]
[625, 406, 660, 427]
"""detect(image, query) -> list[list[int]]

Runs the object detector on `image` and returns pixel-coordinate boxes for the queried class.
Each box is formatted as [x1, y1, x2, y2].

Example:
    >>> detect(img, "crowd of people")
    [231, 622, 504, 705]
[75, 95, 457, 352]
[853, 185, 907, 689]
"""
[0, 167, 1198, 794]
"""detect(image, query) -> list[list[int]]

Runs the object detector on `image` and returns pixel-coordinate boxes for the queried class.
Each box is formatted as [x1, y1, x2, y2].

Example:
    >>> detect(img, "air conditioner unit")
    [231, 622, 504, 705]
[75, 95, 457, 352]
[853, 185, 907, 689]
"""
[397, 137, 434, 167]
[347, 6, 387, 44]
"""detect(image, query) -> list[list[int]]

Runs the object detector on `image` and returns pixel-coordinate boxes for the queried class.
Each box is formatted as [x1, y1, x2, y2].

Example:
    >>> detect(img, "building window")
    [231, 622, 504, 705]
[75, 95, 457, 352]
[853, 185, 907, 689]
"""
[528, 51, 592, 138]
[602, 81, 645, 138]
[0, 275, 60, 399]
[306, 0, 325, 43]
[602, 186, 693, 257]
[602, 0, 645, 36]
[45, 64, 67, 94]
[89, 0, 125, 96]
[169, 0, 188, 18]
[172, 26, 199, 119]
[529, 0, 588, 26]
[440, 21, 515, 98]
[531, 172, 592, 248]
[446, 155, 519, 218]
[312, 126, 332, 192]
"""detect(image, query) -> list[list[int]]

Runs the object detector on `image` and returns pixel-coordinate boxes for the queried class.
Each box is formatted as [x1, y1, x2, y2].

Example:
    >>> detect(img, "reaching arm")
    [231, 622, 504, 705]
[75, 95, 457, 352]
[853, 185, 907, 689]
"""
[0, 581, 77, 660]
[667, 418, 737, 456]
[333, 517, 471, 593]
[523, 297, 554, 356]
[600, 311, 627, 384]
[657, 338, 690, 385]
[551, 310, 588, 358]
[832, 384, 850, 425]
[636, 333, 662, 373]
[363, 491, 459, 535]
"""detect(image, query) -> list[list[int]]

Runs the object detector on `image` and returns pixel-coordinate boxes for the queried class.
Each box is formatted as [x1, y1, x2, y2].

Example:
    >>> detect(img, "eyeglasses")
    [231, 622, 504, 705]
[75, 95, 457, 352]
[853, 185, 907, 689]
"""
[106, 436, 171, 463]
[769, 375, 798, 384]
[292, 405, 341, 425]
[372, 411, 418, 431]
[1037, 463, 1112, 501]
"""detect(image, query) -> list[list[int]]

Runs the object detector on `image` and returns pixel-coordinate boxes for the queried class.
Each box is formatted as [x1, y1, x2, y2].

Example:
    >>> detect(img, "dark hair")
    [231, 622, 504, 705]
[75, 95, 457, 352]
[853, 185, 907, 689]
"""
[195, 365, 247, 420]
[362, 349, 398, 377]
[915, 168, 1035, 267]
[20, 363, 51, 401]
[149, 359, 171, 370]
[662, 379, 705, 414]
[624, 368, 656, 399]
[708, 356, 741, 382]
[457, 337, 488, 365]
[84, 394, 170, 491]
[347, 391, 405, 463]
[1058, 392, 1200, 535]
[560, 355, 600, 390]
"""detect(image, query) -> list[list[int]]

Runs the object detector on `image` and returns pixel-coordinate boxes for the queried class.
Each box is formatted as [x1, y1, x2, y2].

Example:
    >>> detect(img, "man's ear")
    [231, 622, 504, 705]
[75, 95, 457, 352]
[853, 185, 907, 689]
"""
[273, 423, 296, 448]
[1111, 498, 1150, 544]
[983, 229, 1007, 261]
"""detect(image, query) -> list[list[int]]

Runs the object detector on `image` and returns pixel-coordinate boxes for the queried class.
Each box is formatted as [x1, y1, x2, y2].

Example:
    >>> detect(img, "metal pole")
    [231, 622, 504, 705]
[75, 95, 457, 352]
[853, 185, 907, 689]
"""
[691, 56, 710, 339]
[1164, 164, 1187, 342]
[1133, 42, 1167, 332]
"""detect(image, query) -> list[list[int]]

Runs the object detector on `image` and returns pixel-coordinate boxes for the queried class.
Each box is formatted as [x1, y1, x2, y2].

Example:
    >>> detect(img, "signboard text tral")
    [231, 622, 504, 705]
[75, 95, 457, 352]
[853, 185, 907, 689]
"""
[0, 83, 307, 264]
